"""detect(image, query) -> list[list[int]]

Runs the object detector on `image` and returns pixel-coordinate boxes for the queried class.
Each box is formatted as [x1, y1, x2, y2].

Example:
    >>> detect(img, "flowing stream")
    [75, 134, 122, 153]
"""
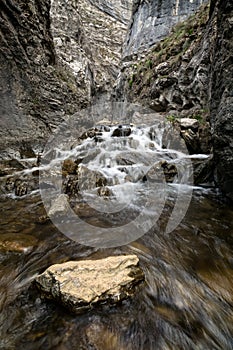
[0, 113, 233, 349]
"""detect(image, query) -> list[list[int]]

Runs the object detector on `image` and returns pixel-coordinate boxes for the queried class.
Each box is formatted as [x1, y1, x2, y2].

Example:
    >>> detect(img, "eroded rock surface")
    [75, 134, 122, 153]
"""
[36, 255, 144, 313]
[115, 3, 211, 120]
[50, 0, 133, 97]
[0, 0, 89, 157]
[209, 0, 233, 200]
[123, 0, 208, 58]
[0, 0, 133, 157]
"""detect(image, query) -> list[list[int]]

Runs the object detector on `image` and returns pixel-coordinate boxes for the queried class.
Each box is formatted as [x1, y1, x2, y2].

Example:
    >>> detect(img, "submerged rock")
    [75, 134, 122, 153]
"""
[35, 255, 144, 313]
[85, 322, 127, 350]
[0, 234, 38, 253]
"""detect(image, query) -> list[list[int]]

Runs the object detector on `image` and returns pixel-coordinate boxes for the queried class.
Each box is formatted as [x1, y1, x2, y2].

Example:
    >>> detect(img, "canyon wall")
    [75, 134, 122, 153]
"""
[209, 0, 233, 200]
[114, 2, 211, 119]
[123, 0, 208, 59]
[50, 0, 133, 96]
[0, 0, 133, 158]
[0, 0, 232, 199]
[116, 0, 233, 199]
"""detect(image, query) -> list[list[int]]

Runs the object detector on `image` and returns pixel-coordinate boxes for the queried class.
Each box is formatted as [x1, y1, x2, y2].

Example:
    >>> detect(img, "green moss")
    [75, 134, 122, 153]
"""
[128, 73, 136, 88]
[166, 115, 178, 123]
[146, 59, 153, 69]
[188, 28, 194, 35]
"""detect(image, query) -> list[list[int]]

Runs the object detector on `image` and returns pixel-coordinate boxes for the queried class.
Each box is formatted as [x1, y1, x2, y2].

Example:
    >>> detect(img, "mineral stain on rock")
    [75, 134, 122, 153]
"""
[35, 255, 144, 313]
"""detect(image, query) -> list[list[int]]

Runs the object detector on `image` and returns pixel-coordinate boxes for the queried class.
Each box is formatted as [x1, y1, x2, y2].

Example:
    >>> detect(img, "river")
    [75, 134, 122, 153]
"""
[0, 107, 233, 349]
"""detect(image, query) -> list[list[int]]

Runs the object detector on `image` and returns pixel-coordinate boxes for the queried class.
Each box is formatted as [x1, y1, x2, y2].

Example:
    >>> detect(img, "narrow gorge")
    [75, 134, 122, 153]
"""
[0, 1, 233, 349]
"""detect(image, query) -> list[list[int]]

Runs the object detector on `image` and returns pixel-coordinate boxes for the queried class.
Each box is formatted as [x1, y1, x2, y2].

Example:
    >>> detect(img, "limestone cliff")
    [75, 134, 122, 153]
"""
[209, 0, 233, 200]
[0, 0, 133, 158]
[50, 0, 133, 96]
[0, 0, 88, 158]
[123, 0, 208, 59]
[114, 2, 211, 119]
[116, 0, 233, 199]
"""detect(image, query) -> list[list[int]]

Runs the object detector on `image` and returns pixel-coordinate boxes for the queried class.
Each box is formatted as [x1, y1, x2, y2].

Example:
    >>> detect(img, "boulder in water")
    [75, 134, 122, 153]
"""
[35, 255, 144, 313]
[62, 159, 78, 176]
[97, 186, 114, 198]
[48, 194, 70, 217]
[112, 126, 131, 137]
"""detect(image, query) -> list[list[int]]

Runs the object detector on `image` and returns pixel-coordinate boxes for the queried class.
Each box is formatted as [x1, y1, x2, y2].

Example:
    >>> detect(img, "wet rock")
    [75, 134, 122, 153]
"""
[161, 121, 187, 153]
[62, 175, 80, 196]
[0, 159, 26, 177]
[111, 126, 131, 137]
[79, 128, 98, 141]
[94, 132, 104, 143]
[78, 166, 107, 189]
[2, 174, 39, 197]
[3, 178, 15, 193]
[36, 255, 144, 313]
[48, 194, 70, 218]
[63, 166, 108, 196]
[180, 129, 201, 155]
[192, 155, 214, 185]
[116, 152, 153, 166]
[62, 175, 79, 196]
[97, 186, 114, 198]
[62, 159, 78, 176]
[171, 119, 212, 155]
[0, 234, 37, 253]
[75, 148, 101, 165]
[179, 118, 199, 131]
[146, 163, 165, 183]
[14, 179, 28, 197]
[85, 322, 127, 350]
[161, 161, 178, 183]
[146, 161, 178, 183]
[124, 168, 146, 183]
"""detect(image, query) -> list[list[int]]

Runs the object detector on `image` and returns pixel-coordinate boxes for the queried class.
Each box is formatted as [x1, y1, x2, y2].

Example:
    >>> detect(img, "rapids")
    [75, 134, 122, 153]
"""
[0, 110, 233, 349]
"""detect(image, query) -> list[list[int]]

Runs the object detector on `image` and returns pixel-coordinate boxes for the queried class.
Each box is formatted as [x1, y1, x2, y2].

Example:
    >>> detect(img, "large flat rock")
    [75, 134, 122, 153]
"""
[36, 255, 144, 313]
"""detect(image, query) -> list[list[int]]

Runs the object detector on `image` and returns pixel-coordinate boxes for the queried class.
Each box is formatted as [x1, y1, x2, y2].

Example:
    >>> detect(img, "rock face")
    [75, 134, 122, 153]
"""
[0, 0, 133, 158]
[0, 0, 88, 158]
[115, 2, 211, 120]
[50, 0, 133, 97]
[116, 0, 233, 199]
[123, 0, 208, 58]
[36, 255, 144, 313]
[209, 0, 233, 200]
[118, 0, 233, 199]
